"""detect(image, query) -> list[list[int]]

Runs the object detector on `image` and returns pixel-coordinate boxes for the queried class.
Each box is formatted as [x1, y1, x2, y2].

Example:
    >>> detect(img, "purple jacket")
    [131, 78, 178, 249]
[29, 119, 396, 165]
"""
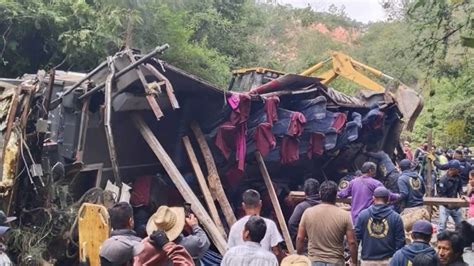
[337, 176, 399, 224]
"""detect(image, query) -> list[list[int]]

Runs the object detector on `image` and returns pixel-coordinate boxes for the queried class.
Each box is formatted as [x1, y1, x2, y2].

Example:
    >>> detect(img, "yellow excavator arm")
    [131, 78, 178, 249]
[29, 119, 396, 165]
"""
[300, 51, 395, 93]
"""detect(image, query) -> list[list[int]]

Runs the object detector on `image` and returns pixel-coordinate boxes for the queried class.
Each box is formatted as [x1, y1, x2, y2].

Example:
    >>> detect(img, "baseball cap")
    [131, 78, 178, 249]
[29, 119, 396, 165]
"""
[412, 220, 433, 235]
[100, 236, 144, 264]
[399, 159, 412, 171]
[448, 160, 461, 170]
[373, 186, 390, 198]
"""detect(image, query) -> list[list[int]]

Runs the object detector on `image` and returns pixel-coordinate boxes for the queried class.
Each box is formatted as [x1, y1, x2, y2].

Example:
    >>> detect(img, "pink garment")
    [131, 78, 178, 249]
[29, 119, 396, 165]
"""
[280, 137, 299, 165]
[130, 176, 152, 207]
[332, 112, 347, 133]
[264, 96, 280, 125]
[469, 194, 474, 218]
[229, 93, 251, 125]
[308, 132, 325, 158]
[254, 122, 276, 156]
[134, 240, 194, 266]
[227, 94, 240, 109]
[225, 165, 245, 188]
[235, 124, 247, 170]
[215, 122, 237, 159]
[288, 112, 306, 137]
[216, 93, 251, 170]
[404, 147, 414, 161]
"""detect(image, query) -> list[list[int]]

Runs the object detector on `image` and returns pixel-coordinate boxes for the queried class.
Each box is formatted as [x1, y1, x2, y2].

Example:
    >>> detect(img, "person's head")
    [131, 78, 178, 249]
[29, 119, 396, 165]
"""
[319, 180, 338, 204]
[372, 186, 389, 204]
[453, 150, 463, 160]
[146, 206, 185, 241]
[437, 231, 464, 265]
[447, 159, 461, 177]
[242, 189, 262, 214]
[469, 170, 474, 188]
[242, 215, 266, 243]
[361, 162, 377, 177]
[303, 178, 320, 197]
[411, 220, 433, 243]
[404, 141, 410, 147]
[422, 143, 428, 151]
[412, 253, 440, 266]
[109, 202, 134, 230]
[399, 159, 412, 171]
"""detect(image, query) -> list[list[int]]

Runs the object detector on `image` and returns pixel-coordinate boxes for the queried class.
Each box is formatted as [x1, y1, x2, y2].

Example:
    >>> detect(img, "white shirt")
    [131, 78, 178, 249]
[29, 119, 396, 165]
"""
[221, 241, 278, 266]
[227, 215, 283, 251]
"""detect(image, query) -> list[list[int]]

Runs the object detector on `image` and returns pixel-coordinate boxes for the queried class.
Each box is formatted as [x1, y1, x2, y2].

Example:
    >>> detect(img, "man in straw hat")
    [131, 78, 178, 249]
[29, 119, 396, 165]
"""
[146, 205, 210, 265]
[100, 202, 143, 266]
[222, 215, 278, 266]
[0, 210, 15, 265]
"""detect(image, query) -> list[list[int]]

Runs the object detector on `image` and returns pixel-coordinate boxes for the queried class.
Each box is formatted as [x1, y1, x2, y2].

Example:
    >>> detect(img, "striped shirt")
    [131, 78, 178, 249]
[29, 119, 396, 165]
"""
[221, 241, 278, 266]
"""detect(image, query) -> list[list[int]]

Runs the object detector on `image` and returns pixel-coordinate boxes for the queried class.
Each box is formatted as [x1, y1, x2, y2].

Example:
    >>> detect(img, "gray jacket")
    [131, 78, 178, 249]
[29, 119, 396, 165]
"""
[176, 224, 210, 260]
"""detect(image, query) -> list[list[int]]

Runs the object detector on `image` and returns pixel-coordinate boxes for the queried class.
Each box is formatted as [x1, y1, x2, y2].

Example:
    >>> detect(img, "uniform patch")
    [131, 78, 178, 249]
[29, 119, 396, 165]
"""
[367, 217, 389, 238]
[409, 177, 421, 190]
[339, 180, 349, 190]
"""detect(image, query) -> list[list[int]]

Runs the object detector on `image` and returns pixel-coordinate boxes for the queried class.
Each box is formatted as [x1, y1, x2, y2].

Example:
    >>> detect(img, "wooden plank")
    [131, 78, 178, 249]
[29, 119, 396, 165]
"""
[127, 50, 164, 120]
[145, 94, 164, 120]
[288, 192, 469, 207]
[255, 152, 295, 253]
[190, 122, 237, 227]
[144, 64, 180, 110]
[78, 203, 110, 266]
[132, 115, 227, 255]
[423, 197, 469, 207]
[182, 136, 227, 238]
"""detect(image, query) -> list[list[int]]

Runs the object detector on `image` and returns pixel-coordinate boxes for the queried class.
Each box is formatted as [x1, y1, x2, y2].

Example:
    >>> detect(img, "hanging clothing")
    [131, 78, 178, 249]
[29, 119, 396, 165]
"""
[264, 96, 279, 125]
[307, 132, 325, 158]
[254, 122, 276, 156]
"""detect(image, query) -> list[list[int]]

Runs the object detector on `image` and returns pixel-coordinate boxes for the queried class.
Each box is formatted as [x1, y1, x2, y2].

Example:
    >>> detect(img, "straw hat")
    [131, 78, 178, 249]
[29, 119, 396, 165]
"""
[146, 206, 185, 241]
[281, 254, 311, 266]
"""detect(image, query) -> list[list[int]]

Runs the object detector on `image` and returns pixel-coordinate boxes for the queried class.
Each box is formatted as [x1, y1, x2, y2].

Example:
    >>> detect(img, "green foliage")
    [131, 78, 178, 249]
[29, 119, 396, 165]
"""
[0, 0, 472, 145]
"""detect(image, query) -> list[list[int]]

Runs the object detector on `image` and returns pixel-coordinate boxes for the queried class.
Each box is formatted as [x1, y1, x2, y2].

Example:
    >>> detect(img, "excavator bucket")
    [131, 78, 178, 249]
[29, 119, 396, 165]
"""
[394, 84, 423, 131]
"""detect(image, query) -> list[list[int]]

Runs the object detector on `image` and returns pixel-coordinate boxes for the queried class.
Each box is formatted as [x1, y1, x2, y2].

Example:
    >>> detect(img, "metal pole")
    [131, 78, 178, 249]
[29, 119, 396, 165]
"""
[78, 44, 170, 100]
[50, 60, 108, 107]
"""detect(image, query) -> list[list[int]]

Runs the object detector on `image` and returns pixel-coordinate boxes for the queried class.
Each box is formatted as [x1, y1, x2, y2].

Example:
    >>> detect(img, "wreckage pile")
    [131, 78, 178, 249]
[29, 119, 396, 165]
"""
[0, 44, 409, 264]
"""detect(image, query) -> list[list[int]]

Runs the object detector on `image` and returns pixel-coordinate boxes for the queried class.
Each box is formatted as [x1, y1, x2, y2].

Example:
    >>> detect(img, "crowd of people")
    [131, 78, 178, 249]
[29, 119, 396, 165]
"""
[0, 144, 472, 266]
[95, 149, 473, 266]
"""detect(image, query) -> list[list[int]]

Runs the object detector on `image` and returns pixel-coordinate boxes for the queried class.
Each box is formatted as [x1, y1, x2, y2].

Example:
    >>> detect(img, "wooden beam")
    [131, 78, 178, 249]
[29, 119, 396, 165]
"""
[132, 115, 227, 255]
[190, 122, 237, 227]
[182, 136, 227, 238]
[126, 50, 163, 120]
[288, 191, 469, 208]
[255, 152, 295, 253]
[144, 64, 180, 110]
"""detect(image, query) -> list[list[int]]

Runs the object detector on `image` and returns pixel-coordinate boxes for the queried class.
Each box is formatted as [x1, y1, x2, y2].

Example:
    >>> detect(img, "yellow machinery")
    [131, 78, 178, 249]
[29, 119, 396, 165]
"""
[299, 51, 423, 130]
[300, 52, 395, 92]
